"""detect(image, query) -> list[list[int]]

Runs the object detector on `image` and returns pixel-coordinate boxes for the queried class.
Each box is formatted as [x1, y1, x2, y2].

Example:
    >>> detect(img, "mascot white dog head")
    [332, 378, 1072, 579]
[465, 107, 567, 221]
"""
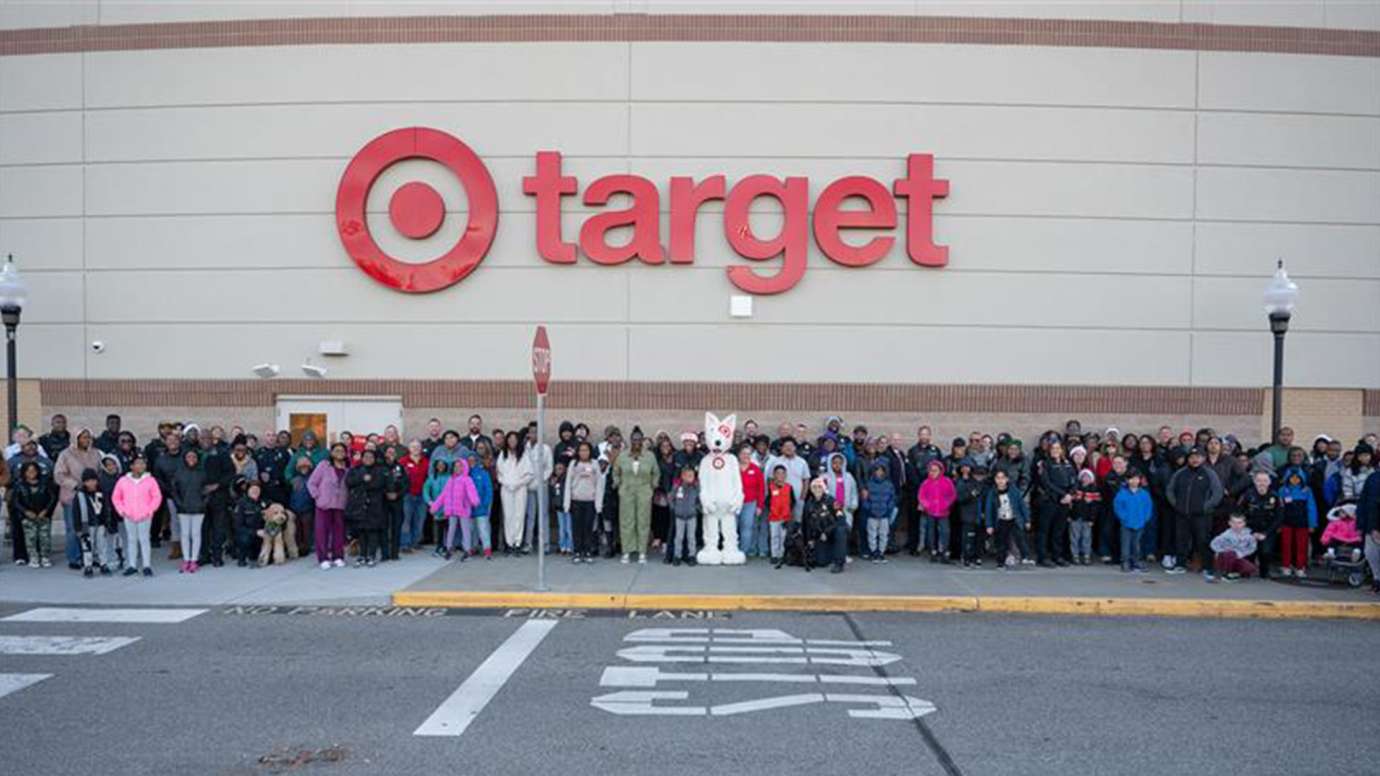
[704, 412, 736, 454]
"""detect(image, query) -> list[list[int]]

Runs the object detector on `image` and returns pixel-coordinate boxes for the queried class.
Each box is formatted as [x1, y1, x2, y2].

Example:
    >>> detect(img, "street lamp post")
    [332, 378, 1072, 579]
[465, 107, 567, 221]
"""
[1263, 259, 1299, 446]
[0, 255, 29, 438]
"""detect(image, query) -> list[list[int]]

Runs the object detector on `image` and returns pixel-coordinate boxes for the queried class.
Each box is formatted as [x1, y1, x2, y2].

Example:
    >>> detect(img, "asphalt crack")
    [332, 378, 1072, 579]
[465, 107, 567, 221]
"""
[842, 612, 964, 776]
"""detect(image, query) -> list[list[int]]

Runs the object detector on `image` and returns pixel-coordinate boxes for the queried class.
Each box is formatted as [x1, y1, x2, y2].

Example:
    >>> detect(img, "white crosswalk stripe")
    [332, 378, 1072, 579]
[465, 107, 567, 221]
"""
[2, 607, 207, 624]
[0, 635, 141, 656]
[0, 673, 51, 700]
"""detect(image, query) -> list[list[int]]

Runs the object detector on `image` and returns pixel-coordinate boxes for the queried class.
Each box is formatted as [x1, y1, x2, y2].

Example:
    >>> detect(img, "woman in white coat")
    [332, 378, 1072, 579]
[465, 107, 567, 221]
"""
[496, 431, 533, 554]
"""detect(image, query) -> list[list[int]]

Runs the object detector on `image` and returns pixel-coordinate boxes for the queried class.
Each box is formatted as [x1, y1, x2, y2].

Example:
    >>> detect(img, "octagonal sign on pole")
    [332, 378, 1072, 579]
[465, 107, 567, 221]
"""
[532, 326, 551, 591]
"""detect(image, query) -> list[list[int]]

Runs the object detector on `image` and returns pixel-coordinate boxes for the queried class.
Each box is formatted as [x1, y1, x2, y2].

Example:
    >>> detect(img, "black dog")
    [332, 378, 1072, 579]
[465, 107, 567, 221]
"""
[775, 522, 815, 572]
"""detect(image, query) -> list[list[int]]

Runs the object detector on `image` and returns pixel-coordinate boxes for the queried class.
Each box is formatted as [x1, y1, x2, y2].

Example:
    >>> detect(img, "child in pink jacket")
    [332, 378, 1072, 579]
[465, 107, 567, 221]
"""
[1321, 504, 1362, 561]
[112, 456, 163, 577]
[917, 460, 957, 563]
[430, 458, 479, 560]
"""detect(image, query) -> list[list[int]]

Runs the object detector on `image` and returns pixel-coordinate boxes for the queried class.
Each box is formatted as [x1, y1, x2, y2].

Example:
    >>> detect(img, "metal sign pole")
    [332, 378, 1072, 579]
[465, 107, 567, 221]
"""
[536, 392, 548, 592]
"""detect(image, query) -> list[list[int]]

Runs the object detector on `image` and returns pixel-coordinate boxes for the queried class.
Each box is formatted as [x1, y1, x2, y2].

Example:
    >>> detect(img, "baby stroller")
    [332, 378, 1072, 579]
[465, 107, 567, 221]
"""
[1319, 504, 1369, 589]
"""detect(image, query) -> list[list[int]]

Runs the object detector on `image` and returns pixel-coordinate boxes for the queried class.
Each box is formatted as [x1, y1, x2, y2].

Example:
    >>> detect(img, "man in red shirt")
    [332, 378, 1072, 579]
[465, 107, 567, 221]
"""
[399, 439, 430, 552]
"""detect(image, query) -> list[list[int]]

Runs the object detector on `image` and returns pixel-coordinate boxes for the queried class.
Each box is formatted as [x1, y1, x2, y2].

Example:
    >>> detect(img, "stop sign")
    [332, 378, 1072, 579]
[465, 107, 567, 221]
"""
[531, 325, 552, 395]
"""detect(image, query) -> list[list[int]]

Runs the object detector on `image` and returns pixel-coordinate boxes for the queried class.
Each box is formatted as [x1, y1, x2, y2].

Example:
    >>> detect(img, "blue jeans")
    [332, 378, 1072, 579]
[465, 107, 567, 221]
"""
[924, 516, 949, 557]
[62, 501, 81, 565]
[737, 502, 758, 555]
[401, 494, 427, 549]
[557, 511, 572, 552]
[752, 508, 770, 557]
[472, 513, 492, 552]
[1120, 525, 1144, 570]
[1139, 516, 1158, 559]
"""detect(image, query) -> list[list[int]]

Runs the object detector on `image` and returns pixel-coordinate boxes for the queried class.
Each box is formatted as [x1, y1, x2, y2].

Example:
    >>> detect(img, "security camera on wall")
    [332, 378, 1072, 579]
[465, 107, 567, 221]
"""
[90, 341, 105, 354]
[301, 362, 327, 379]
[252, 363, 280, 378]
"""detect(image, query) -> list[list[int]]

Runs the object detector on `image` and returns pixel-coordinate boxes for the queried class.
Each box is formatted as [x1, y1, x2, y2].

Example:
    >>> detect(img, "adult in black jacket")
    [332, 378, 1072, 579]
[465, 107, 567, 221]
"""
[255, 433, 292, 507]
[1355, 473, 1379, 593]
[201, 444, 235, 567]
[1034, 442, 1076, 567]
[37, 414, 70, 462]
[1238, 471, 1282, 579]
[381, 446, 408, 561]
[346, 450, 386, 567]
[232, 483, 268, 567]
[94, 414, 122, 454]
[802, 479, 848, 573]
[12, 462, 58, 566]
[1164, 447, 1224, 576]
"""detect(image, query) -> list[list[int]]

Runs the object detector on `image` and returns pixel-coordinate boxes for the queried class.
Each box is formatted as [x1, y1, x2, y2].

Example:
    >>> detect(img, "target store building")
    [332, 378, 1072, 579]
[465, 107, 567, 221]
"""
[1, 1, 1378, 445]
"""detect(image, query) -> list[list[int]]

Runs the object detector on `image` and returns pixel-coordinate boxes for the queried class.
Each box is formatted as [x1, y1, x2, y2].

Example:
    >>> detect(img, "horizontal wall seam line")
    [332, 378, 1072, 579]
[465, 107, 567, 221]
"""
[4, 103, 1378, 119]
[66, 321, 1380, 334]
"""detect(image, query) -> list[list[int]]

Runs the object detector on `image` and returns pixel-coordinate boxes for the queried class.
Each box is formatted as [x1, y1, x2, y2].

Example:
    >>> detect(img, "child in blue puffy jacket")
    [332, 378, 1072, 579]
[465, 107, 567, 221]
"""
[467, 451, 495, 559]
[1113, 470, 1154, 573]
[860, 463, 895, 563]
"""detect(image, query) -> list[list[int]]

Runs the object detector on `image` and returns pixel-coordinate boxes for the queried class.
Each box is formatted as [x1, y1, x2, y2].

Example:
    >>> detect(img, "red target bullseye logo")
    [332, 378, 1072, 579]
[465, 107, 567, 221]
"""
[336, 127, 498, 294]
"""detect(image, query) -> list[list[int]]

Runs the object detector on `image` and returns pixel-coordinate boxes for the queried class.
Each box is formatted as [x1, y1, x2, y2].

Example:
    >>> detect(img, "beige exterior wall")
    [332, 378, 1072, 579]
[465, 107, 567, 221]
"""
[0, 378, 43, 432]
[1263, 388, 1367, 447]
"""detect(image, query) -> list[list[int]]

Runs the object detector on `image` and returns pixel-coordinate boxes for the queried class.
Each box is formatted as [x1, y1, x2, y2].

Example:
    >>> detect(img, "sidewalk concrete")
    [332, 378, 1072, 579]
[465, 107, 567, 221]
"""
[0, 552, 449, 607]
[395, 554, 1380, 619]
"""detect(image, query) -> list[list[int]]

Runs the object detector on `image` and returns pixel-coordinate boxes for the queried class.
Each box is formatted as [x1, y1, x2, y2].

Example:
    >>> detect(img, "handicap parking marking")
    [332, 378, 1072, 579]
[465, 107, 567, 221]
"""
[591, 627, 937, 720]
[2, 608, 208, 624]
[0, 635, 141, 656]
[0, 673, 52, 700]
[414, 620, 559, 738]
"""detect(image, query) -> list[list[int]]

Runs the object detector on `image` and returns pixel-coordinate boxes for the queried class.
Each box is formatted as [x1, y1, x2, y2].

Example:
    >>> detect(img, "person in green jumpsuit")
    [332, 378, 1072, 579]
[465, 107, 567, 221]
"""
[615, 430, 659, 564]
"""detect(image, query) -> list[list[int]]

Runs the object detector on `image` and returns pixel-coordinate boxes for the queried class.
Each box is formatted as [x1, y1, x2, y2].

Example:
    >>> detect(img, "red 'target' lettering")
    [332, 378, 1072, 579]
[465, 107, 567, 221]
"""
[892, 153, 950, 268]
[668, 175, 726, 265]
[578, 174, 664, 265]
[722, 175, 809, 295]
[522, 151, 578, 264]
[812, 176, 897, 268]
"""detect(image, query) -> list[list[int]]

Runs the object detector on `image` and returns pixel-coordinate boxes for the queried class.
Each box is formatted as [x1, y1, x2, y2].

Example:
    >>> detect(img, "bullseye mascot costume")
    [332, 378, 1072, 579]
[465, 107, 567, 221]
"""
[696, 412, 746, 565]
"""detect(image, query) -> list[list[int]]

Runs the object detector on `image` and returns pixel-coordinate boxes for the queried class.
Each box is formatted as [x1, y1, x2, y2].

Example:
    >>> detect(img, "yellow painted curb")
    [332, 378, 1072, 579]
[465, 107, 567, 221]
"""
[391, 590, 1380, 620]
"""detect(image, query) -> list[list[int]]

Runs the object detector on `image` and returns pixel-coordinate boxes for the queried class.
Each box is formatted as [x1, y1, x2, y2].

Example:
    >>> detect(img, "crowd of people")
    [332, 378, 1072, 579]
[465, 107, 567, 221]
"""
[3, 413, 1377, 592]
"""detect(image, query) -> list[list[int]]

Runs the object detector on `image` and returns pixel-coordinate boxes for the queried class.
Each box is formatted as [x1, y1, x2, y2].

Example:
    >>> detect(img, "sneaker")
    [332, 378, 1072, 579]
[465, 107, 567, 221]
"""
[188, 562, 199, 573]
[621, 554, 630, 564]
[572, 555, 581, 565]
[14, 559, 26, 567]
[68, 562, 82, 570]
[974, 558, 983, 567]
[443, 550, 452, 561]
[1281, 567, 1294, 577]
[320, 561, 331, 570]
[1224, 572, 1240, 581]
[354, 558, 366, 568]
[333, 558, 346, 568]
[179, 562, 188, 574]
[1295, 568, 1308, 579]
[1202, 571, 1216, 583]
[672, 558, 682, 567]
[1021, 558, 1036, 566]
[1100, 556, 1112, 563]
[484, 550, 493, 560]
[366, 559, 376, 568]
[39, 558, 52, 568]
[142, 568, 153, 577]
[122, 567, 138, 577]
[83, 567, 94, 578]
[685, 558, 697, 567]
[637, 554, 647, 565]
[1166, 566, 1186, 575]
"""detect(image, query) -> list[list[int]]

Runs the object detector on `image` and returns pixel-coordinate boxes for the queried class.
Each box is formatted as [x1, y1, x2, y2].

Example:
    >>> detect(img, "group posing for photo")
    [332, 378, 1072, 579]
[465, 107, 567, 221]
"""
[3, 414, 1378, 592]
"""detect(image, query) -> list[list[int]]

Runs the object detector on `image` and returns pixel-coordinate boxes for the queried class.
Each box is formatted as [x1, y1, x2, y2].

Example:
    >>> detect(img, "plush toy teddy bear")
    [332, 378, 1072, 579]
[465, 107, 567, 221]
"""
[257, 503, 291, 566]
[696, 412, 745, 565]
